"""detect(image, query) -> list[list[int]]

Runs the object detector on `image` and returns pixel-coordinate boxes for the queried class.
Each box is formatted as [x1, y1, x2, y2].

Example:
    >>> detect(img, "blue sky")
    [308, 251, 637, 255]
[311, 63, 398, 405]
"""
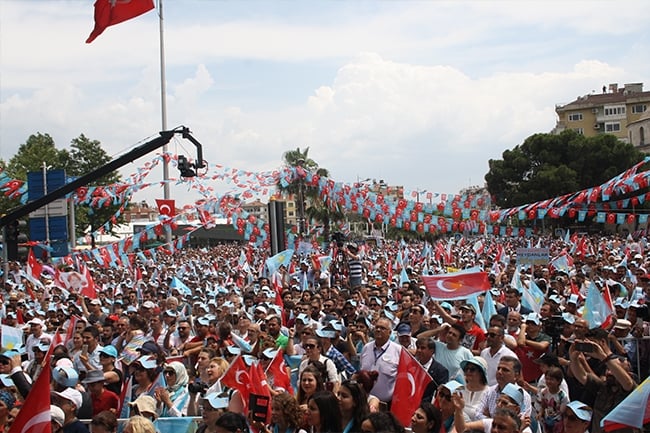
[1, 0, 649, 207]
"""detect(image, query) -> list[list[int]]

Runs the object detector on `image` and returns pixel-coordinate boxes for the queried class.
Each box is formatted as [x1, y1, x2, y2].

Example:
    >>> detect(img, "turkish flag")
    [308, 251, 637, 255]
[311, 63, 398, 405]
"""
[265, 349, 293, 395]
[156, 199, 176, 217]
[80, 263, 98, 299]
[26, 249, 43, 283]
[249, 361, 271, 422]
[391, 348, 432, 427]
[422, 270, 490, 300]
[220, 356, 251, 407]
[86, 0, 155, 43]
[8, 359, 51, 433]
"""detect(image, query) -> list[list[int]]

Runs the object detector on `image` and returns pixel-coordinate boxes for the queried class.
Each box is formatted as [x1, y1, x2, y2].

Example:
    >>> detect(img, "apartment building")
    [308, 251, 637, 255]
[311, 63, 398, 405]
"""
[554, 83, 650, 148]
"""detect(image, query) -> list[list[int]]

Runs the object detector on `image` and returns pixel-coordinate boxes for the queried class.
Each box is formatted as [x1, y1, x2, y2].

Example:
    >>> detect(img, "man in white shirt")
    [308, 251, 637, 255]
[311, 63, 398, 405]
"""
[359, 317, 402, 406]
[480, 325, 518, 386]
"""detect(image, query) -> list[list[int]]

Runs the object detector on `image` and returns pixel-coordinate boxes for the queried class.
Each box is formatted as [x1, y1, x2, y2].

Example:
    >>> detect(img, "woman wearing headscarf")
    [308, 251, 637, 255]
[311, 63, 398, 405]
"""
[154, 361, 190, 417]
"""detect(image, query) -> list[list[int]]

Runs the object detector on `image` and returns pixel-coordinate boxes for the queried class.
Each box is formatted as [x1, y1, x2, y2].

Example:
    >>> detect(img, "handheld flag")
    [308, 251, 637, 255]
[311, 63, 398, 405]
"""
[422, 270, 490, 300]
[391, 348, 432, 426]
[601, 377, 650, 431]
[8, 360, 51, 433]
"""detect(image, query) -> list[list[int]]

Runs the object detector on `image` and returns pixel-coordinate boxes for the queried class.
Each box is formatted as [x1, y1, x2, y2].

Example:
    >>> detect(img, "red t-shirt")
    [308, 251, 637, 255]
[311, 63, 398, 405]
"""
[458, 320, 486, 351]
[92, 389, 120, 415]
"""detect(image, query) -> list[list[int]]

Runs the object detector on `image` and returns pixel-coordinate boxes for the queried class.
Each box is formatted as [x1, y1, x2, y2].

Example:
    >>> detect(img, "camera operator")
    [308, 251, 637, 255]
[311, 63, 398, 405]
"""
[568, 328, 636, 433]
[343, 243, 363, 290]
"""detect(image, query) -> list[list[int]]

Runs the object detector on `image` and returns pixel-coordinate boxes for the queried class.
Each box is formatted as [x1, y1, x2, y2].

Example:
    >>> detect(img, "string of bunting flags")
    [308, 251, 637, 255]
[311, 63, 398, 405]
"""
[4, 153, 650, 267]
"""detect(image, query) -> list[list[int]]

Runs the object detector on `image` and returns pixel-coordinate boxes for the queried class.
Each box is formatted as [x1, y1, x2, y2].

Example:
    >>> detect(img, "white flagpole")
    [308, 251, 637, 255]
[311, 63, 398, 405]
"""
[158, 0, 172, 244]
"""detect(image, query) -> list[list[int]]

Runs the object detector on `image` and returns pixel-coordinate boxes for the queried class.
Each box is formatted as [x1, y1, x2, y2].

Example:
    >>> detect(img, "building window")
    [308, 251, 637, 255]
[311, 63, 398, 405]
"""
[604, 106, 626, 116]
[641, 127, 646, 146]
[573, 128, 584, 135]
[288, 211, 295, 217]
[605, 122, 621, 132]
[568, 113, 583, 121]
[287, 202, 295, 208]
[632, 104, 647, 114]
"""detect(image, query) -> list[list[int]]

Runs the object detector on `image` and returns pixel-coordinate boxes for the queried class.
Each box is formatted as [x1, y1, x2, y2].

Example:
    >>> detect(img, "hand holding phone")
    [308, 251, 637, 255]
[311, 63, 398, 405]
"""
[574, 341, 595, 353]
[81, 344, 89, 356]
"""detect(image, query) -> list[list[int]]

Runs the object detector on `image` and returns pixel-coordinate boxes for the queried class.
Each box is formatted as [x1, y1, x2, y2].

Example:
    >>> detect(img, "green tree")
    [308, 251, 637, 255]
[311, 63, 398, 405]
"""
[278, 147, 343, 242]
[485, 130, 645, 207]
[67, 134, 123, 241]
[0, 133, 70, 216]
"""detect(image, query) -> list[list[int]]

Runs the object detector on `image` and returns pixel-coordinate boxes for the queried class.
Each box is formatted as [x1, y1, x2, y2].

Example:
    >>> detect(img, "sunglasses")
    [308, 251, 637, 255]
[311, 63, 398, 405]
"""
[438, 392, 452, 401]
[464, 365, 479, 373]
[0, 359, 9, 365]
[486, 332, 500, 338]
[303, 344, 316, 350]
[164, 370, 176, 376]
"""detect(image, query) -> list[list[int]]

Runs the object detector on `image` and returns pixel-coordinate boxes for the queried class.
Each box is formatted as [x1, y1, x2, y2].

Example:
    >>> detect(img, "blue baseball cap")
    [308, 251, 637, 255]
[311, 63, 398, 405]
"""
[99, 345, 118, 358]
[501, 383, 525, 408]
[566, 401, 592, 421]
[52, 366, 79, 388]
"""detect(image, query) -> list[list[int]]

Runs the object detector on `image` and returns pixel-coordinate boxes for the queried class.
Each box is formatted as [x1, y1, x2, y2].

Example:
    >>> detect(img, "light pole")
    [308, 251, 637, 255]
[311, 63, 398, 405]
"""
[42, 162, 50, 261]
[296, 158, 305, 236]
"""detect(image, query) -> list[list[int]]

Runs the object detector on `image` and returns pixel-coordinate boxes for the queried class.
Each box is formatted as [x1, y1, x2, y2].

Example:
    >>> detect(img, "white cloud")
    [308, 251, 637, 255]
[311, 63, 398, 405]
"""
[1, 0, 648, 209]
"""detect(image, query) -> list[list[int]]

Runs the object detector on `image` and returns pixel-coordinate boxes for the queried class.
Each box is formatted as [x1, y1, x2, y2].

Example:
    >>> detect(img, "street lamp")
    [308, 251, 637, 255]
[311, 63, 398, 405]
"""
[296, 158, 305, 236]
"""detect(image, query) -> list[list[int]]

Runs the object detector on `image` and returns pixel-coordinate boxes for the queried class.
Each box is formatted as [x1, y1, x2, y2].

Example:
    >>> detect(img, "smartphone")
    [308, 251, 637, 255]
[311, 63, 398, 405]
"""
[574, 342, 595, 353]
[81, 344, 88, 355]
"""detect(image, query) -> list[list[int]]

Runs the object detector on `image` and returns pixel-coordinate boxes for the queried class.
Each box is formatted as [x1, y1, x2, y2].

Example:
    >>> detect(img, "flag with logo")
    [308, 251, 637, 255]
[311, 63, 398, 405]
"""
[265, 249, 295, 275]
[422, 270, 490, 300]
[391, 348, 432, 427]
[584, 280, 615, 329]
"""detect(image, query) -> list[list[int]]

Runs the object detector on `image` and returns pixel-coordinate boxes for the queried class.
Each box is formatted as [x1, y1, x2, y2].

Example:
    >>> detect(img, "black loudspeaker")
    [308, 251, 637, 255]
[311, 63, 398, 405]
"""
[268, 201, 286, 255]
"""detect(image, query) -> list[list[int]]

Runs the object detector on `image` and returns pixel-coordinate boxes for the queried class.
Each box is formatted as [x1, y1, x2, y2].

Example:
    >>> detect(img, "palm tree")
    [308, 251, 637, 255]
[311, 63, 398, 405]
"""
[278, 147, 343, 242]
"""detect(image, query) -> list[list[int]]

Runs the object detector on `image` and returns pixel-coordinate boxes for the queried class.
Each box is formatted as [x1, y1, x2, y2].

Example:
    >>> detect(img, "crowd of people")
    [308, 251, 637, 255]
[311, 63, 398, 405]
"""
[0, 231, 648, 433]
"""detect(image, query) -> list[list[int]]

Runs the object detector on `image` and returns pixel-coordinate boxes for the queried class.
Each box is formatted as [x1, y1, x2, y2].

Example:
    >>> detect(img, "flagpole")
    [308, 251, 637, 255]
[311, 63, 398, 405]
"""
[158, 0, 172, 244]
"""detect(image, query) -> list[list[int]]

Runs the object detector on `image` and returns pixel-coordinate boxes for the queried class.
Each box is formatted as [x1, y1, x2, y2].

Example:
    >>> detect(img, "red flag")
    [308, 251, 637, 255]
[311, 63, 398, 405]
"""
[86, 0, 155, 43]
[265, 349, 293, 395]
[391, 348, 432, 427]
[26, 249, 43, 283]
[421, 270, 490, 300]
[80, 263, 98, 299]
[8, 360, 51, 433]
[220, 356, 251, 407]
[156, 199, 176, 217]
[249, 361, 271, 421]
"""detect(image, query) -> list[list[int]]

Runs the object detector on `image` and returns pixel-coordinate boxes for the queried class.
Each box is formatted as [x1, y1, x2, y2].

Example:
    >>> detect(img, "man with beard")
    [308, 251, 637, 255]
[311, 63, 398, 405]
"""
[568, 327, 636, 433]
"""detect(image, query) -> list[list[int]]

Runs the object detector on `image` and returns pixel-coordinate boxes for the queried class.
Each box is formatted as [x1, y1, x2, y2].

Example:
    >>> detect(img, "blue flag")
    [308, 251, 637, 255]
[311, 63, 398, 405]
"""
[601, 377, 650, 430]
[482, 290, 498, 326]
[170, 276, 192, 296]
[266, 249, 295, 274]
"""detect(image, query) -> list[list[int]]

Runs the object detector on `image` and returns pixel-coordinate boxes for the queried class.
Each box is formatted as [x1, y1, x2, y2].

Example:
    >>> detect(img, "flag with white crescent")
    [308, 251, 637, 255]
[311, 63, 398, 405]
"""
[421, 270, 490, 300]
[156, 199, 175, 217]
[391, 348, 432, 427]
[8, 359, 51, 433]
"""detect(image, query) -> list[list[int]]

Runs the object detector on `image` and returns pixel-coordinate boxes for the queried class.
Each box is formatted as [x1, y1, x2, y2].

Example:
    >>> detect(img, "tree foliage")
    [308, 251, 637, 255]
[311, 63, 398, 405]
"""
[485, 131, 645, 208]
[67, 134, 123, 238]
[278, 147, 343, 241]
[0, 132, 123, 240]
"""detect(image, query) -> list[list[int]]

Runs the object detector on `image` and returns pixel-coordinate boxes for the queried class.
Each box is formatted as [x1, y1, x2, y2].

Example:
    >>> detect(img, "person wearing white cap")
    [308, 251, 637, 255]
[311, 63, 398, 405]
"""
[24, 317, 52, 361]
[453, 383, 533, 433]
[50, 404, 65, 433]
[51, 387, 88, 432]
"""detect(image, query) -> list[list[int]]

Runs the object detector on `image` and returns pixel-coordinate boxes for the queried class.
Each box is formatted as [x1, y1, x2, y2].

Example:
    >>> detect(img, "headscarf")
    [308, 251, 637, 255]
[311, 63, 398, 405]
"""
[166, 361, 189, 393]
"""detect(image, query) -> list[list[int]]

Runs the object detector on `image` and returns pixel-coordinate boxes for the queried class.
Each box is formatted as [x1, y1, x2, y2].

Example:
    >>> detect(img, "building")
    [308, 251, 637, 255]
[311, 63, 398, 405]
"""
[628, 111, 650, 153]
[554, 83, 650, 145]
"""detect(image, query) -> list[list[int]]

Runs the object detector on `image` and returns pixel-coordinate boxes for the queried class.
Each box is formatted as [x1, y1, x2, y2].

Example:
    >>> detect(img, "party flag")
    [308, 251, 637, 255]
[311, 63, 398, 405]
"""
[601, 377, 650, 431]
